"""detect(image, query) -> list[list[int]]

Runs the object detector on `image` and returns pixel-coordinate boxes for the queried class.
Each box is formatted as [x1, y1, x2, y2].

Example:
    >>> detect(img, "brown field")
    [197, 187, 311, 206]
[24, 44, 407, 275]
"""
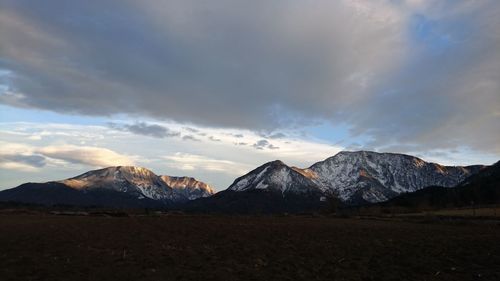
[354, 206, 500, 219]
[0, 213, 499, 281]
[421, 206, 500, 217]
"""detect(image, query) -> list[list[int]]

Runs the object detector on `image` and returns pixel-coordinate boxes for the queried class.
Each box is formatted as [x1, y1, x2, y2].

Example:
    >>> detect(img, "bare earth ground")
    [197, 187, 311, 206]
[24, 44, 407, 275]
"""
[0, 213, 499, 281]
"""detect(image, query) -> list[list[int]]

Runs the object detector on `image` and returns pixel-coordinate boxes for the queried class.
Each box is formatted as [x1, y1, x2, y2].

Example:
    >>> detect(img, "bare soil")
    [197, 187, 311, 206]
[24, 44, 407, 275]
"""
[0, 213, 499, 281]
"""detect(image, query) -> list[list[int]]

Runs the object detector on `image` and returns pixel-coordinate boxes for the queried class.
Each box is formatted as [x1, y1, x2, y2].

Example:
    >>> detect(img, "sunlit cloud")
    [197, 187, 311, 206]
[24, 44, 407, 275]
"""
[163, 153, 252, 176]
[37, 145, 135, 167]
[0, 140, 135, 171]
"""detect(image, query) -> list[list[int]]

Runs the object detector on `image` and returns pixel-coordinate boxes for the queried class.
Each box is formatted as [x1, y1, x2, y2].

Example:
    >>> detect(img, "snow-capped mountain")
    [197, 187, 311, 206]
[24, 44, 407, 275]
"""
[61, 166, 216, 202]
[62, 166, 176, 201]
[380, 160, 500, 209]
[224, 151, 484, 204]
[0, 152, 488, 210]
[0, 166, 215, 207]
[161, 176, 215, 200]
[228, 160, 323, 196]
[308, 151, 483, 203]
[186, 160, 326, 214]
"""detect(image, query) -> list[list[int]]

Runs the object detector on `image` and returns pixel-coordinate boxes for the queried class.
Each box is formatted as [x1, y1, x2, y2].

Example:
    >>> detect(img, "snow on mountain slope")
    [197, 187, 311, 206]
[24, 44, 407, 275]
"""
[228, 160, 323, 195]
[225, 151, 483, 204]
[309, 151, 483, 203]
[2, 152, 486, 208]
[160, 176, 215, 200]
[60, 166, 215, 202]
[61, 166, 176, 201]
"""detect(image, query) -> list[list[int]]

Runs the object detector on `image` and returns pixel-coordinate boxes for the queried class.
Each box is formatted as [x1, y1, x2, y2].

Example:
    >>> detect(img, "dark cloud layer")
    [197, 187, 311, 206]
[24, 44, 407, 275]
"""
[0, 1, 498, 154]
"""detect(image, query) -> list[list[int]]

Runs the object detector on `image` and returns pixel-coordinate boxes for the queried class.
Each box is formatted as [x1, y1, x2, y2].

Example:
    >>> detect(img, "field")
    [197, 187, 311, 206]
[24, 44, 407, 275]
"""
[421, 206, 500, 217]
[356, 205, 500, 219]
[0, 212, 499, 281]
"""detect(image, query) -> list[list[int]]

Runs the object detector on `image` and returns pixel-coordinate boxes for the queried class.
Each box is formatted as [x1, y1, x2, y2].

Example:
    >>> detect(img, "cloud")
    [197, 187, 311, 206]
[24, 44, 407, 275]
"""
[36, 145, 134, 167]
[2, 0, 498, 156]
[0, 0, 406, 130]
[259, 132, 287, 139]
[208, 136, 221, 142]
[182, 135, 200, 142]
[0, 141, 133, 170]
[163, 153, 251, 176]
[0, 161, 40, 172]
[0, 154, 46, 168]
[252, 139, 279, 150]
[342, 2, 500, 154]
[268, 144, 280, 150]
[268, 133, 286, 139]
[0, 153, 46, 171]
[184, 127, 199, 133]
[0, 143, 43, 171]
[109, 122, 180, 138]
[3, 120, 496, 191]
[0, 0, 500, 152]
[252, 140, 269, 150]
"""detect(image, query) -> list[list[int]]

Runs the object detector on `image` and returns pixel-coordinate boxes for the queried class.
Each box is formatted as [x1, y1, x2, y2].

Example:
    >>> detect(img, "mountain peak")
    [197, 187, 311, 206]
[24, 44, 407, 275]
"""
[101, 165, 157, 176]
[264, 160, 287, 167]
[67, 166, 157, 182]
[227, 160, 322, 194]
[309, 151, 484, 203]
[59, 165, 174, 201]
[59, 166, 214, 202]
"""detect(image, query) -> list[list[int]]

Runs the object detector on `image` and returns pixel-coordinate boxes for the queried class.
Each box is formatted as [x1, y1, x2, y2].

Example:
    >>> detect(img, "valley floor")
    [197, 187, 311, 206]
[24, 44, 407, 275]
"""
[0, 213, 499, 281]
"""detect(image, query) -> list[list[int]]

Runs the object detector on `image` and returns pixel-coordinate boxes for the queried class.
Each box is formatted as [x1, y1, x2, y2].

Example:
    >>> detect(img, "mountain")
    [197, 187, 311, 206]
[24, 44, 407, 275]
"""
[225, 151, 483, 204]
[228, 160, 323, 196]
[0, 182, 164, 208]
[160, 176, 215, 200]
[188, 151, 485, 213]
[0, 152, 488, 212]
[0, 166, 214, 208]
[379, 161, 499, 209]
[306, 151, 483, 204]
[62, 166, 177, 201]
[185, 161, 326, 214]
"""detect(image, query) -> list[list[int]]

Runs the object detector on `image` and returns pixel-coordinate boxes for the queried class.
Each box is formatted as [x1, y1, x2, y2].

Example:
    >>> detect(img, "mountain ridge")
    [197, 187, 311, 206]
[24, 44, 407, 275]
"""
[377, 161, 500, 209]
[227, 160, 323, 196]
[222, 151, 483, 204]
[0, 166, 214, 207]
[0, 151, 490, 211]
[307, 151, 483, 203]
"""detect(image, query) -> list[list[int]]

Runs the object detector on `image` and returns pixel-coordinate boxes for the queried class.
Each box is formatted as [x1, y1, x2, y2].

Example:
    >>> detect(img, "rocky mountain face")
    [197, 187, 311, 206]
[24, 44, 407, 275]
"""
[223, 151, 484, 204]
[0, 166, 214, 207]
[0, 151, 489, 211]
[184, 160, 327, 214]
[62, 166, 176, 201]
[161, 176, 215, 200]
[307, 151, 483, 203]
[378, 161, 499, 209]
[228, 160, 323, 196]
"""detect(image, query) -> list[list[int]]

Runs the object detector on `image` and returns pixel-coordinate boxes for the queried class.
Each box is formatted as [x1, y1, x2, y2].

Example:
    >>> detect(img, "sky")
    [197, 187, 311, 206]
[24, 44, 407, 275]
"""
[0, 0, 499, 191]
